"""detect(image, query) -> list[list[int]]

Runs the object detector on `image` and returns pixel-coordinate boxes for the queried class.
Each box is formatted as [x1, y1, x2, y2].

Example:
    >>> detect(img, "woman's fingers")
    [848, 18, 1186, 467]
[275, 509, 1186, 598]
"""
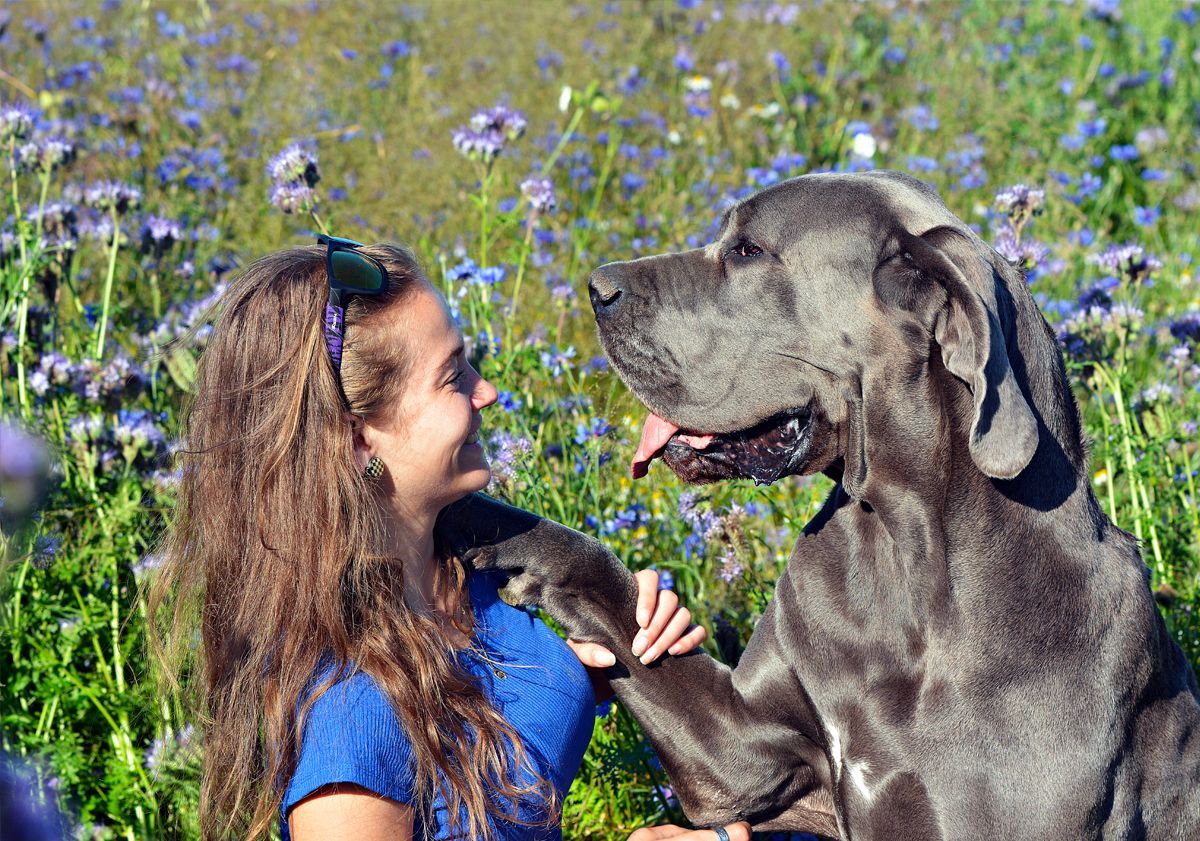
[565, 639, 616, 668]
[667, 622, 708, 656]
[633, 568, 660, 628]
[631, 587, 679, 659]
[639, 602, 693, 663]
[626, 823, 751, 841]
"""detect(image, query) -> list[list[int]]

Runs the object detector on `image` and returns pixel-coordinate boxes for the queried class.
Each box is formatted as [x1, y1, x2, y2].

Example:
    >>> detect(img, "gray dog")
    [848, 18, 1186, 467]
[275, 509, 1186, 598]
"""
[447, 171, 1200, 840]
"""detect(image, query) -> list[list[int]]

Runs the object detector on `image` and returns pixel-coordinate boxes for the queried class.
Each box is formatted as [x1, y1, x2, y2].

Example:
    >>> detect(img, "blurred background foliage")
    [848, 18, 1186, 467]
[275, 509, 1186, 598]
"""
[0, 0, 1197, 838]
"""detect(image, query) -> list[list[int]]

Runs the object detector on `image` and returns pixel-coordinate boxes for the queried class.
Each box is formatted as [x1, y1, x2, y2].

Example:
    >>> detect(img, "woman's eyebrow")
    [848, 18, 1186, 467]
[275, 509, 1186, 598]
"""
[441, 341, 466, 369]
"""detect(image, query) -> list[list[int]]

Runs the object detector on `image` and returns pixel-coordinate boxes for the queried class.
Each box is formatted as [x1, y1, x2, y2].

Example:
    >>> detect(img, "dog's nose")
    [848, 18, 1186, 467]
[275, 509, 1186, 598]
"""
[588, 266, 624, 316]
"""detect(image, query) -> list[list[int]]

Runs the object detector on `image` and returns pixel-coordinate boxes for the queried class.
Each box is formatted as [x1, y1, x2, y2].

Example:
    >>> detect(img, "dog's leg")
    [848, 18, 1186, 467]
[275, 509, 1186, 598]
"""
[443, 493, 839, 837]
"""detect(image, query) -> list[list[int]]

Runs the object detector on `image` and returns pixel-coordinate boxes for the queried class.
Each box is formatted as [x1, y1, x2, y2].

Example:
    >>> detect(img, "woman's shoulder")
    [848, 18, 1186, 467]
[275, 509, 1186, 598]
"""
[285, 668, 416, 815]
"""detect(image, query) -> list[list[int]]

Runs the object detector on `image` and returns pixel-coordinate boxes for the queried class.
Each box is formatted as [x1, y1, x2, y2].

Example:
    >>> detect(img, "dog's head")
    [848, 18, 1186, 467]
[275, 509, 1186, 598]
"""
[590, 171, 1041, 495]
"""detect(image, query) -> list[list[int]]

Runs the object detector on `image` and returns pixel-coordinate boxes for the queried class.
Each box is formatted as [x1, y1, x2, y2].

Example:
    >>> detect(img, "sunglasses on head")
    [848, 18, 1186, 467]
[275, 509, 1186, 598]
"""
[317, 233, 390, 404]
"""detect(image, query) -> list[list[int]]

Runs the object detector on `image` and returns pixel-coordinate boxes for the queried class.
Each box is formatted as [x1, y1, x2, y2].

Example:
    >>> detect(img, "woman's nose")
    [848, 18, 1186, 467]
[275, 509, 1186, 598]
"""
[474, 375, 498, 409]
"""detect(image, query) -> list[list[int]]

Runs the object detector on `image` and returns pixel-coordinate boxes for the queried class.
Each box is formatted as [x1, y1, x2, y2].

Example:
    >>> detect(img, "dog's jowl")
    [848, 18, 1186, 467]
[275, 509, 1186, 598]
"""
[449, 171, 1200, 841]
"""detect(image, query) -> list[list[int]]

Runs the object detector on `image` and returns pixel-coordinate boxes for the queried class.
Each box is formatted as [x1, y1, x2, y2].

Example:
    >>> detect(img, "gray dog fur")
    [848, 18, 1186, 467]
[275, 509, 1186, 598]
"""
[446, 171, 1200, 840]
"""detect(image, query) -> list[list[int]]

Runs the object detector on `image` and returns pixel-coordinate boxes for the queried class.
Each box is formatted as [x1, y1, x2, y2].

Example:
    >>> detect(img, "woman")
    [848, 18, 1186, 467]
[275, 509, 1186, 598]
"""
[151, 240, 749, 841]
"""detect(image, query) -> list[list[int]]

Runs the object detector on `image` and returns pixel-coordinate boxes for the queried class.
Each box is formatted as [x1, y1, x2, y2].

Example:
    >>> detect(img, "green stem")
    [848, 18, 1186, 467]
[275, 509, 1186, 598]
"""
[541, 105, 586, 175]
[479, 163, 493, 266]
[309, 207, 330, 236]
[148, 268, 161, 321]
[8, 138, 31, 413]
[505, 212, 538, 351]
[94, 206, 122, 360]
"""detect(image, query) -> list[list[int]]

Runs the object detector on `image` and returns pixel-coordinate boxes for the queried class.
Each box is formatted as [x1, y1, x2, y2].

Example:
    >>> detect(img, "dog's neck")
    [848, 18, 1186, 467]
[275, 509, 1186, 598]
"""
[821, 338, 1126, 629]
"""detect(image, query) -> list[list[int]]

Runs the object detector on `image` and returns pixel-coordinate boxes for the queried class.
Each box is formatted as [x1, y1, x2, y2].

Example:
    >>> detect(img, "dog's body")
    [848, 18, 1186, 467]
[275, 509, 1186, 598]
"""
[448, 172, 1200, 839]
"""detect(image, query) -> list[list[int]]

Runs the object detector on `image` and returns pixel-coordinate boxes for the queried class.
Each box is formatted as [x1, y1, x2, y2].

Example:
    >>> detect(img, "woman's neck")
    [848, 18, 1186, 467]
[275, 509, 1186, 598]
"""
[378, 500, 442, 609]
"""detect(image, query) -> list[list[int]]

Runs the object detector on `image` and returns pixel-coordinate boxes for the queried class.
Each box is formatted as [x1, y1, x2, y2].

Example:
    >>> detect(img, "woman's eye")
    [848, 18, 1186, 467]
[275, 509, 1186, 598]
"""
[449, 369, 466, 386]
[728, 240, 763, 259]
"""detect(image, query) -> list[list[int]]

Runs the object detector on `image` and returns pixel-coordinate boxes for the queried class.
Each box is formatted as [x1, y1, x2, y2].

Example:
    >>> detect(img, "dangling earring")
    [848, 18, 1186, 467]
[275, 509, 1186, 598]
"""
[363, 456, 385, 480]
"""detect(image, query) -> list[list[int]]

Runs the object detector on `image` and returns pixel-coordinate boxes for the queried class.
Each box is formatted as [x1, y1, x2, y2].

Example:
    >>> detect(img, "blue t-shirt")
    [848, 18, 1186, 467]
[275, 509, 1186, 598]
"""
[280, 569, 596, 839]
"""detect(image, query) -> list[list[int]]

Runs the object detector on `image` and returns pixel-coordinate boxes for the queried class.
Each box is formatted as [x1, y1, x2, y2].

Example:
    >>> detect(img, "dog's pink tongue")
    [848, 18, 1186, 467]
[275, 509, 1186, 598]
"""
[631, 413, 680, 479]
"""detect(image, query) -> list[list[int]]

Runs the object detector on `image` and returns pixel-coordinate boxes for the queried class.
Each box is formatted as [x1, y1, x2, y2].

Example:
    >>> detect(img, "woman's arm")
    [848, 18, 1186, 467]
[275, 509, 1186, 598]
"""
[289, 783, 413, 841]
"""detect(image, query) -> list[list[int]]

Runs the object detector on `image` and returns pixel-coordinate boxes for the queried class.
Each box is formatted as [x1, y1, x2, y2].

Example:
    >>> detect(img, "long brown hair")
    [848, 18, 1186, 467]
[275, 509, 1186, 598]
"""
[148, 244, 555, 840]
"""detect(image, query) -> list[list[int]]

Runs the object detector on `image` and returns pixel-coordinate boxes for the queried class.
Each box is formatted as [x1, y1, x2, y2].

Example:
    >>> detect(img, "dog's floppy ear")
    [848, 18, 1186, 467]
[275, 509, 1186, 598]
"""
[888, 226, 1038, 480]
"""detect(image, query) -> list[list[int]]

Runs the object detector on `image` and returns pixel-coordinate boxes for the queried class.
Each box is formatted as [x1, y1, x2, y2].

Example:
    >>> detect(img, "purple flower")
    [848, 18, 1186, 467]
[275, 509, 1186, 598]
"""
[486, 431, 532, 488]
[718, 547, 743, 582]
[30, 533, 62, 569]
[452, 104, 527, 163]
[267, 142, 320, 188]
[0, 101, 35, 142]
[1168, 312, 1200, 346]
[1088, 242, 1162, 282]
[269, 181, 318, 215]
[140, 215, 183, 257]
[84, 180, 142, 215]
[16, 135, 75, 174]
[994, 184, 1045, 215]
[994, 227, 1049, 270]
[520, 177, 556, 213]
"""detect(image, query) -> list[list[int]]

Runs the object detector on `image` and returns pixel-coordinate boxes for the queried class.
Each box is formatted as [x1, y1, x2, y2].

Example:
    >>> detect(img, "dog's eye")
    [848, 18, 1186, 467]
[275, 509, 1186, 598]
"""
[727, 240, 763, 259]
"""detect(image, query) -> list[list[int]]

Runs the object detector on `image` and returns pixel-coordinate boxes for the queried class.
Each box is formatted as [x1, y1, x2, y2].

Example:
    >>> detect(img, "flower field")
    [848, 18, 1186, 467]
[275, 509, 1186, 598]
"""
[0, 1, 1197, 838]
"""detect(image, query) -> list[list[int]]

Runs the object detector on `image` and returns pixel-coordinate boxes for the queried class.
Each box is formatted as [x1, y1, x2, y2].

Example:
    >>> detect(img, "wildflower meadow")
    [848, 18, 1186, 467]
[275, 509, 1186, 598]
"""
[1, 1, 1198, 838]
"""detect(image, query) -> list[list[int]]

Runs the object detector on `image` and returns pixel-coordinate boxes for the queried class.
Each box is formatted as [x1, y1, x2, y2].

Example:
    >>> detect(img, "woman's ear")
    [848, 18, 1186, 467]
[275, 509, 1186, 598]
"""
[347, 413, 373, 473]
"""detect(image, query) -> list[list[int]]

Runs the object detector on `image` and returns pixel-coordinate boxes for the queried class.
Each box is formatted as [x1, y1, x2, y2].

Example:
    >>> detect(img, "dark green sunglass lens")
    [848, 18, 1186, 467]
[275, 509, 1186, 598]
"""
[331, 250, 384, 291]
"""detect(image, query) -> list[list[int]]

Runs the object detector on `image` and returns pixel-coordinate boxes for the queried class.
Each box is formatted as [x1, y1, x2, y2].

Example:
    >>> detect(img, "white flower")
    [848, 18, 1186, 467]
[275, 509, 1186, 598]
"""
[559, 85, 573, 113]
[684, 75, 712, 93]
[851, 132, 877, 158]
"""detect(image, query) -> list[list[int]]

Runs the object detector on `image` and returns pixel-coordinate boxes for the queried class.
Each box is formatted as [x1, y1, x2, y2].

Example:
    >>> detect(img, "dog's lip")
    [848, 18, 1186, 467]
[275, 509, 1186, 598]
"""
[631, 413, 715, 478]
[633, 407, 815, 483]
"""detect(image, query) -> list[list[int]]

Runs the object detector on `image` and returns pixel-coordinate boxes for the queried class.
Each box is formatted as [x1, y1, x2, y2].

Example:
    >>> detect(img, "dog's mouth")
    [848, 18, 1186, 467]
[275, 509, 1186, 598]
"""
[631, 408, 815, 486]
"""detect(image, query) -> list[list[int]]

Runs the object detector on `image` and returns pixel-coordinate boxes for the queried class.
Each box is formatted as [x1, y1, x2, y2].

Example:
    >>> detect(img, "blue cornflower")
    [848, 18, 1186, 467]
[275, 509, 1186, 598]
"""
[539, 345, 576, 377]
[573, 417, 612, 445]
[497, 391, 523, 412]
[1109, 144, 1138, 162]
[1132, 205, 1160, 227]
[902, 104, 939, 132]
[673, 45, 695, 72]
[602, 504, 646, 535]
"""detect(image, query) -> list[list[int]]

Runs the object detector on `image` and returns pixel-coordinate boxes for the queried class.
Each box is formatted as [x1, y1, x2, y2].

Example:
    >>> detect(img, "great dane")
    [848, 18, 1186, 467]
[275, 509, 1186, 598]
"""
[447, 171, 1200, 839]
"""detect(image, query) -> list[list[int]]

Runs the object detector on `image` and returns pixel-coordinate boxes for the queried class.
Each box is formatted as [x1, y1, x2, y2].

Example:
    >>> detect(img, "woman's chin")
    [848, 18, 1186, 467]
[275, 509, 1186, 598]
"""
[455, 450, 492, 493]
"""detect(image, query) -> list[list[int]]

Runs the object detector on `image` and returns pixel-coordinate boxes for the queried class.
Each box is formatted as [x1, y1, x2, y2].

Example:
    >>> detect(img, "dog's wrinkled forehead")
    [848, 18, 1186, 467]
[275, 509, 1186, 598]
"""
[707, 170, 967, 255]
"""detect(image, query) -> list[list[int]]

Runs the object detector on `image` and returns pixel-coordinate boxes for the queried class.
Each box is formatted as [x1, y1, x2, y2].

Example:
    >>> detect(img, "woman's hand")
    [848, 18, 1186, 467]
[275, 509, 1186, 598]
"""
[568, 569, 707, 696]
[627, 821, 751, 841]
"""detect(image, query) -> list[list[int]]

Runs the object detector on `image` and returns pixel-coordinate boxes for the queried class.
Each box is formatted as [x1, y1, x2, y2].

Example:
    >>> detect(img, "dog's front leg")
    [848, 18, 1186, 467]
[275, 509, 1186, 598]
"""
[443, 493, 838, 837]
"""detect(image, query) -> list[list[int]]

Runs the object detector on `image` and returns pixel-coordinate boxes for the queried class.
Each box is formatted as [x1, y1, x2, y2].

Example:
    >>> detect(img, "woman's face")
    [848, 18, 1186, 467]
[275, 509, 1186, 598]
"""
[355, 280, 498, 518]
